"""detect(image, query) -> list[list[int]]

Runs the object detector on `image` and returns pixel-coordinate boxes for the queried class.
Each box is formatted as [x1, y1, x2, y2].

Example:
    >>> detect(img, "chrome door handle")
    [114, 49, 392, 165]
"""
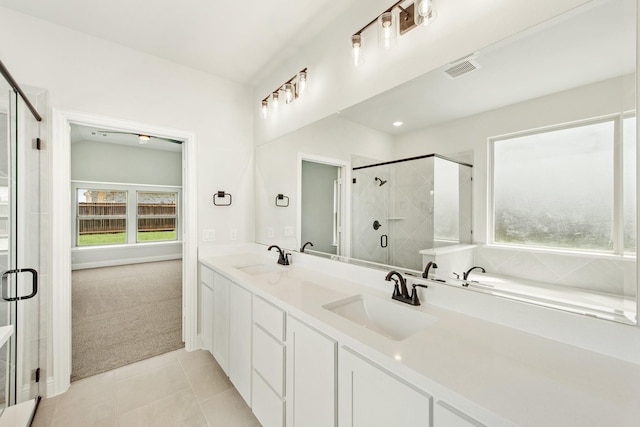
[1, 268, 38, 301]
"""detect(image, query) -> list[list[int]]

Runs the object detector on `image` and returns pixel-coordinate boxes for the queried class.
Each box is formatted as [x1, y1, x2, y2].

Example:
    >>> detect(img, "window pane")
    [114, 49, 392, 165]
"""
[624, 116, 637, 252]
[77, 189, 127, 246]
[494, 121, 614, 251]
[137, 192, 177, 242]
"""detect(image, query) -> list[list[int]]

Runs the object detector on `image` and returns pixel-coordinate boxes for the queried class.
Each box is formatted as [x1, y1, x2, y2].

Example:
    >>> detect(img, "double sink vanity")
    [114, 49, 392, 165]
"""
[199, 246, 640, 427]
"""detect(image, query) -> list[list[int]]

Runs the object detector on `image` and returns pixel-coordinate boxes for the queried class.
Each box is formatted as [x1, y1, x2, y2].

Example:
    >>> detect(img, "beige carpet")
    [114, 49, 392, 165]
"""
[71, 260, 184, 381]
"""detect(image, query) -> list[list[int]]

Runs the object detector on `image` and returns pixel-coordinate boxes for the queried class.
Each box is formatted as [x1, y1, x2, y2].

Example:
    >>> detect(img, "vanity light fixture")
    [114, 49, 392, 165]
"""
[260, 68, 308, 119]
[378, 11, 397, 49]
[351, 34, 364, 66]
[351, 0, 437, 65]
[414, 0, 436, 26]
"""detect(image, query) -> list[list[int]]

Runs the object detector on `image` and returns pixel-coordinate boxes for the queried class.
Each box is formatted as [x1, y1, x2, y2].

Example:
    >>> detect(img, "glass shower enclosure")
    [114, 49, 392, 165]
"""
[351, 154, 472, 271]
[0, 60, 44, 425]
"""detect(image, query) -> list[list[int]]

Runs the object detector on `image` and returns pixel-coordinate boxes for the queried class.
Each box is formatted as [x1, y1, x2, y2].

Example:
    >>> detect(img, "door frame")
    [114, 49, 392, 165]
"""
[296, 153, 351, 258]
[50, 109, 198, 396]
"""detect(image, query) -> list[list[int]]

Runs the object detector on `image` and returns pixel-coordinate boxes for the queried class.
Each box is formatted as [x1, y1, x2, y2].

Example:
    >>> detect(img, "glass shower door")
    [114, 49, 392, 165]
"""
[0, 75, 42, 423]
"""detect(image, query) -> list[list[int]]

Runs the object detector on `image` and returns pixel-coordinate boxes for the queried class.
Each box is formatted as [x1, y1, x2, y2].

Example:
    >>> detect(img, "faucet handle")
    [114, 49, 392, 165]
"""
[389, 277, 401, 297]
[284, 253, 291, 265]
[410, 283, 428, 306]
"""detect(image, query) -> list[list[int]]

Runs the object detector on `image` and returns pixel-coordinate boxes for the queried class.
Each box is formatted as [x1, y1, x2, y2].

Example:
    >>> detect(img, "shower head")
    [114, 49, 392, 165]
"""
[375, 177, 388, 186]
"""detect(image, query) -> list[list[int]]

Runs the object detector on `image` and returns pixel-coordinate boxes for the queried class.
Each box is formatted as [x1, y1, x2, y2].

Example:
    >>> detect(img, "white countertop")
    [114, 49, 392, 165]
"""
[200, 252, 640, 427]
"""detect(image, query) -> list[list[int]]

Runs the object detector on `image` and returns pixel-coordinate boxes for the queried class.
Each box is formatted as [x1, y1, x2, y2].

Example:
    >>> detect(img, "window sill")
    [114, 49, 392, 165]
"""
[483, 242, 636, 261]
[72, 240, 182, 251]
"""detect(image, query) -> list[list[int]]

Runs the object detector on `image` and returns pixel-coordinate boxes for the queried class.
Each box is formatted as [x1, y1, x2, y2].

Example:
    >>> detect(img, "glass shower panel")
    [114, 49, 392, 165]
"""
[0, 71, 42, 422]
[389, 157, 434, 271]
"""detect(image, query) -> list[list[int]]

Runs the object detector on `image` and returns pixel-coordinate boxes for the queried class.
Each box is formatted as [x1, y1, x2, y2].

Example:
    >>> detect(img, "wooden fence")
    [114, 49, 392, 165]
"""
[78, 203, 176, 234]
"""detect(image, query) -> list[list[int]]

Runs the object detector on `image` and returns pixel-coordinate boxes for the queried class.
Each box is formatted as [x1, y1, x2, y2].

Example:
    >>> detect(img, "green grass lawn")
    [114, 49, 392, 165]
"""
[79, 231, 176, 245]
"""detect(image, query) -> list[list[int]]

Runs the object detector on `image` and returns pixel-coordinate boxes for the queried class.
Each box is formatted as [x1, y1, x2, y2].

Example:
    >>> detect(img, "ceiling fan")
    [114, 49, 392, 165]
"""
[95, 130, 183, 145]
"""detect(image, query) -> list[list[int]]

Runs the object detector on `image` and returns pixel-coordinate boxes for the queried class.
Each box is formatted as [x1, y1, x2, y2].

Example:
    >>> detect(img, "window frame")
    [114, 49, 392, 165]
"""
[488, 112, 636, 256]
[72, 181, 182, 248]
[135, 190, 179, 243]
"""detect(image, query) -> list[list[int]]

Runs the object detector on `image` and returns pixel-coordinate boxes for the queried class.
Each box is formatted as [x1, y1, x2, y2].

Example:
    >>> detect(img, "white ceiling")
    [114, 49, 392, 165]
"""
[71, 124, 183, 152]
[339, 0, 636, 135]
[0, 0, 360, 84]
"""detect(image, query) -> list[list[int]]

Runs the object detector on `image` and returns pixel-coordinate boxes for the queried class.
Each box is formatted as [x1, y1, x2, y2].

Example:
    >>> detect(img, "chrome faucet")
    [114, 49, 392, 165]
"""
[463, 266, 485, 281]
[422, 261, 438, 279]
[268, 245, 290, 265]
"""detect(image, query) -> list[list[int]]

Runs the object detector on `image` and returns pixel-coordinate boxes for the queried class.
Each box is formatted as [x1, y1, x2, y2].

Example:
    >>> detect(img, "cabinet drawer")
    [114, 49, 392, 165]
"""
[253, 371, 285, 427]
[253, 324, 285, 397]
[200, 265, 214, 289]
[253, 296, 285, 341]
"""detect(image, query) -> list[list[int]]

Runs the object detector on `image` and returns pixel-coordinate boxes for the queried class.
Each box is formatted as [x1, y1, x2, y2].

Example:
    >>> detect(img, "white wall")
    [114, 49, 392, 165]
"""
[0, 6, 254, 389]
[71, 140, 182, 186]
[253, 0, 591, 145]
[256, 115, 393, 249]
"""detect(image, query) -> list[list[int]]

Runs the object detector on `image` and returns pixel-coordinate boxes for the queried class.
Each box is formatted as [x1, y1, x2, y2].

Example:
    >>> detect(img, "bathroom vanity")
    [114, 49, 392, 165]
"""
[199, 248, 640, 427]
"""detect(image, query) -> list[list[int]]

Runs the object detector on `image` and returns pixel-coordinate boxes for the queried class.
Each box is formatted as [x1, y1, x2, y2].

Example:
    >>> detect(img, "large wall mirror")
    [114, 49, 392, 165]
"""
[256, 0, 637, 325]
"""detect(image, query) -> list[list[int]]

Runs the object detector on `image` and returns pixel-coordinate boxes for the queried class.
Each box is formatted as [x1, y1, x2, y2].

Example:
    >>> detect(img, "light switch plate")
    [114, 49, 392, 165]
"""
[284, 226, 294, 237]
[267, 227, 275, 238]
[230, 229, 237, 241]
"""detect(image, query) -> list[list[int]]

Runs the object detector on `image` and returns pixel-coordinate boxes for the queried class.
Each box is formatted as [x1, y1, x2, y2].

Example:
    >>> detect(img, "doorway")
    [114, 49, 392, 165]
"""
[69, 124, 184, 380]
[51, 110, 198, 396]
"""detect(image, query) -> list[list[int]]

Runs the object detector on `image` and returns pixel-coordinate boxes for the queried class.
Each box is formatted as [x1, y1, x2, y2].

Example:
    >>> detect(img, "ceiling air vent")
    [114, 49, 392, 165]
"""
[444, 60, 480, 79]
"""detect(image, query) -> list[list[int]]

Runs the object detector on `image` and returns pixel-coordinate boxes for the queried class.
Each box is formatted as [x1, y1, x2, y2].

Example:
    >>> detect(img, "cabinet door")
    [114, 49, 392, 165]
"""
[201, 281, 214, 354]
[212, 273, 230, 375]
[229, 282, 253, 406]
[286, 316, 337, 427]
[339, 347, 431, 427]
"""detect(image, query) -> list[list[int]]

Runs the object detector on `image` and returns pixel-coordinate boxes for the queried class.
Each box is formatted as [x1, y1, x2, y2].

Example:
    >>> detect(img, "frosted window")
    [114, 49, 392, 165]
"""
[494, 121, 614, 251]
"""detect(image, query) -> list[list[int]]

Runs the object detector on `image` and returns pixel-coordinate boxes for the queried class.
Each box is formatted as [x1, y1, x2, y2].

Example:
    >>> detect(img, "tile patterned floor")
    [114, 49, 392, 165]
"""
[32, 349, 261, 427]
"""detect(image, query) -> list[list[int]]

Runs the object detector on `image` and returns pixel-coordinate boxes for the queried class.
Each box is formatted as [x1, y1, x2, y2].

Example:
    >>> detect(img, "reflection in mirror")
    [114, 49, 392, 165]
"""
[255, 0, 637, 324]
[351, 154, 472, 271]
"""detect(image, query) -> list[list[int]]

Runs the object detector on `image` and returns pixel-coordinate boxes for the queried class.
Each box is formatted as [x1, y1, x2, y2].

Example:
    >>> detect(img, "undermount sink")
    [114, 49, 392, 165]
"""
[235, 264, 284, 275]
[323, 294, 437, 341]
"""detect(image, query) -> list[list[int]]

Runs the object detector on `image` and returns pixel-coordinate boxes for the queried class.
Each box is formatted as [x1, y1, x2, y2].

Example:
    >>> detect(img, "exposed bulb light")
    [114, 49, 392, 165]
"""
[415, 0, 436, 26]
[284, 83, 294, 104]
[138, 134, 151, 144]
[378, 11, 397, 49]
[351, 34, 364, 67]
[297, 71, 307, 96]
[393, 121, 403, 127]
[259, 67, 307, 119]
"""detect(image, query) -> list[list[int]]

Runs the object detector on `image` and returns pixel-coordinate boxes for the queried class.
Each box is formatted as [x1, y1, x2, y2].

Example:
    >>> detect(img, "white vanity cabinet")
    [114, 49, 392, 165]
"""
[199, 265, 214, 354]
[203, 268, 253, 405]
[252, 295, 286, 427]
[286, 315, 337, 427]
[212, 272, 230, 374]
[339, 347, 432, 427]
[229, 281, 253, 405]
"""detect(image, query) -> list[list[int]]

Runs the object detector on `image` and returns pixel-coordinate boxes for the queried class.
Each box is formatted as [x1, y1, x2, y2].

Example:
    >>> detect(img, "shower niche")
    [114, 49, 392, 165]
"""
[351, 154, 472, 271]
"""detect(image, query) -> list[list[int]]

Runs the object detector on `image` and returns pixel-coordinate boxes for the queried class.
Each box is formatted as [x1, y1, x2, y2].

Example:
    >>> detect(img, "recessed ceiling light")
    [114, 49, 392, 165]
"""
[393, 121, 403, 127]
